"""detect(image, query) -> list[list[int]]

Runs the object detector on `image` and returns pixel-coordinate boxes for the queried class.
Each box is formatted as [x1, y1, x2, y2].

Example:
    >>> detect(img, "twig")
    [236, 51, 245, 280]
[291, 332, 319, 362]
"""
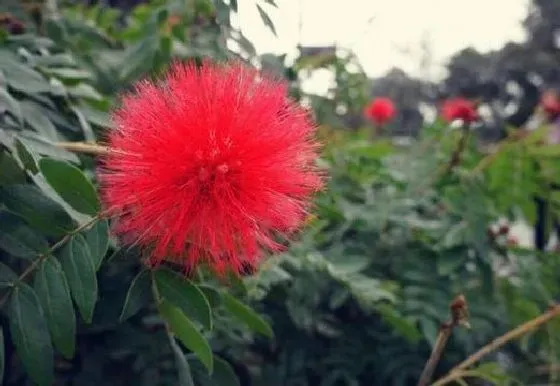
[432, 304, 560, 386]
[438, 126, 471, 178]
[417, 294, 470, 386]
[0, 215, 101, 308]
[57, 142, 110, 155]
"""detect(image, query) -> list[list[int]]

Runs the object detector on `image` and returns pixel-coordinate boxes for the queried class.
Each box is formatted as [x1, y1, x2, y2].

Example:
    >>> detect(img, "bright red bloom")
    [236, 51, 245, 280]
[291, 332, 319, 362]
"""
[541, 90, 560, 120]
[364, 97, 396, 125]
[99, 61, 324, 275]
[441, 98, 478, 124]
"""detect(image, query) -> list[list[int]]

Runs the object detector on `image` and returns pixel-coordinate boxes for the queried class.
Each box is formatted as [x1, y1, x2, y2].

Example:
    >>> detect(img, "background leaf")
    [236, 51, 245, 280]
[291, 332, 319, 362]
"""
[34, 256, 76, 359]
[0, 211, 49, 258]
[58, 234, 98, 322]
[8, 283, 54, 386]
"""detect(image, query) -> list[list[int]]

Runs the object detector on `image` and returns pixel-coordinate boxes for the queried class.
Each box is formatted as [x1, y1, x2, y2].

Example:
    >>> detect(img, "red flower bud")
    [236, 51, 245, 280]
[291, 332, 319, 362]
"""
[364, 97, 396, 126]
[441, 98, 478, 124]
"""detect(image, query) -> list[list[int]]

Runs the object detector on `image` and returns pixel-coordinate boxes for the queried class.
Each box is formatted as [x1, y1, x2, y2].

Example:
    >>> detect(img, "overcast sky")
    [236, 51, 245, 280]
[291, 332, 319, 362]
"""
[234, 0, 531, 82]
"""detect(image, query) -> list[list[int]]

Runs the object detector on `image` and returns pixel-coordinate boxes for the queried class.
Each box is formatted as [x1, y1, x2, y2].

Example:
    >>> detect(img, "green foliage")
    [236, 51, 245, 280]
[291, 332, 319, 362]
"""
[1, 1, 560, 386]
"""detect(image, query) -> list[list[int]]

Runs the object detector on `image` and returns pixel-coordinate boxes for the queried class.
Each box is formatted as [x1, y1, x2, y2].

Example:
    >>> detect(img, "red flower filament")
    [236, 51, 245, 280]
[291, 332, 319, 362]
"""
[364, 97, 396, 125]
[441, 98, 478, 124]
[99, 61, 324, 275]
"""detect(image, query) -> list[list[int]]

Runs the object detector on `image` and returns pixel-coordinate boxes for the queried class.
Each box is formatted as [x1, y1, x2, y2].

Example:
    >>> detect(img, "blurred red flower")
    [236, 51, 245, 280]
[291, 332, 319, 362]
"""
[541, 90, 560, 120]
[364, 97, 396, 125]
[441, 98, 478, 124]
[99, 61, 324, 275]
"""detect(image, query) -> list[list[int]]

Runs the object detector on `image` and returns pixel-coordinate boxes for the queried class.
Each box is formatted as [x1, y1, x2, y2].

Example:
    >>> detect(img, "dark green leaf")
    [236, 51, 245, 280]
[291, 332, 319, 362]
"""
[155, 268, 212, 329]
[0, 184, 76, 236]
[0, 262, 17, 288]
[45, 68, 92, 81]
[67, 83, 103, 101]
[59, 234, 98, 322]
[221, 292, 273, 337]
[0, 151, 26, 185]
[71, 106, 95, 142]
[256, 4, 276, 36]
[17, 133, 79, 163]
[77, 106, 111, 128]
[0, 50, 50, 93]
[198, 285, 221, 308]
[169, 334, 195, 386]
[34, 256, 76, 359]
[9, 283, 54, 386]
[230, 0, 238, 12]
[0, 88, 22, 125]
[119, 269, 152, 322]
[20, 101, 60, 141]
[39, 158, 100, 216]
[14, 139, 38, 174]
[190, 356, 241, 386]
[0, 211, 49, 258]
[263, 0, 277, 7]
[83, 219, 109, 270]
[159, 300, 214, 374]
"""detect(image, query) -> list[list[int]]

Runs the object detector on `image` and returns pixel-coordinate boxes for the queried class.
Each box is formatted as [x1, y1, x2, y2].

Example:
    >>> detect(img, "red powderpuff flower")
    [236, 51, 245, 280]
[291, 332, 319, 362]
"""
[99, 61, 324, 275]
[364, 97, 396, 125]
[441, 98, 478, 124]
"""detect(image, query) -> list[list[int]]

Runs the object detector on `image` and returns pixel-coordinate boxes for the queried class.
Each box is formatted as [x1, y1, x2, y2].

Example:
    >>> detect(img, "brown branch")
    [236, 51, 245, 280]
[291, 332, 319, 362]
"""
[0, 215, 101, 308]
[432, 304, 560, 386]
[438, 127, 471, 178]
[417, 294, 470, 386]
[56, 141, 110, 155]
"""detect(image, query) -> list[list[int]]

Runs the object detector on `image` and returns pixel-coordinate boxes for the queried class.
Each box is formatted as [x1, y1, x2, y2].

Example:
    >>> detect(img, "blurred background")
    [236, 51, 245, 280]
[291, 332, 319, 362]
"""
[2, 0, 560, 385]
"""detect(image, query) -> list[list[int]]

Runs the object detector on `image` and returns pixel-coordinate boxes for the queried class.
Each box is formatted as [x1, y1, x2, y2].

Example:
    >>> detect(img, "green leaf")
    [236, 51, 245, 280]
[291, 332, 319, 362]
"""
[39, 158, 100, 216]
[34, 256, 76, 359]
[20, 101, 60, 141]
[17, 133, 79, 163]
[190, 356, 241, 386]
[256, 4, 277, 36]
[45, 67, 93, 81]
[0, 151, 26, 185]
[0, 211, 49, 258]
[0, 88, 22, 125]
[0, 262, 17, 288]
[0, 50, 51, 93]
[77, 106, 111, 128]
[58, 234, 98, 322]
[198, 285, 221, 308]
[14, 139, 39, 174]
[169, 334, 195, 386]
[8, 283, 54, 386]
[71, 106, 96, 142]
[155, 268, 212, 330]
[83, 220, 109, 270]
[159, 300, 214, 374]
[263, 0, 277, 7]
[67, 83, 103, 101]
[0, 184, 76, 236]
[119, 269, 152, 322]
[221, 292, 273, 337]
[0, 328, 4, 386]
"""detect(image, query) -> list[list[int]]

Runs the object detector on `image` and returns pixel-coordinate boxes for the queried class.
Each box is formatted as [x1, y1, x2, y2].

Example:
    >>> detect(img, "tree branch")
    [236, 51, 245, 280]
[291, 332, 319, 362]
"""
[0, 215, 101, 308]
[417, 294, 469, 386]
[432, 304, 560, 386]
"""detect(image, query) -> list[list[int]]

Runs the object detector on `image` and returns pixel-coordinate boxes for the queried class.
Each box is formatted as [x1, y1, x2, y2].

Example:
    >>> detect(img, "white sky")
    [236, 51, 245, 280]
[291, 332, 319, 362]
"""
[234, 0, 531, 81]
